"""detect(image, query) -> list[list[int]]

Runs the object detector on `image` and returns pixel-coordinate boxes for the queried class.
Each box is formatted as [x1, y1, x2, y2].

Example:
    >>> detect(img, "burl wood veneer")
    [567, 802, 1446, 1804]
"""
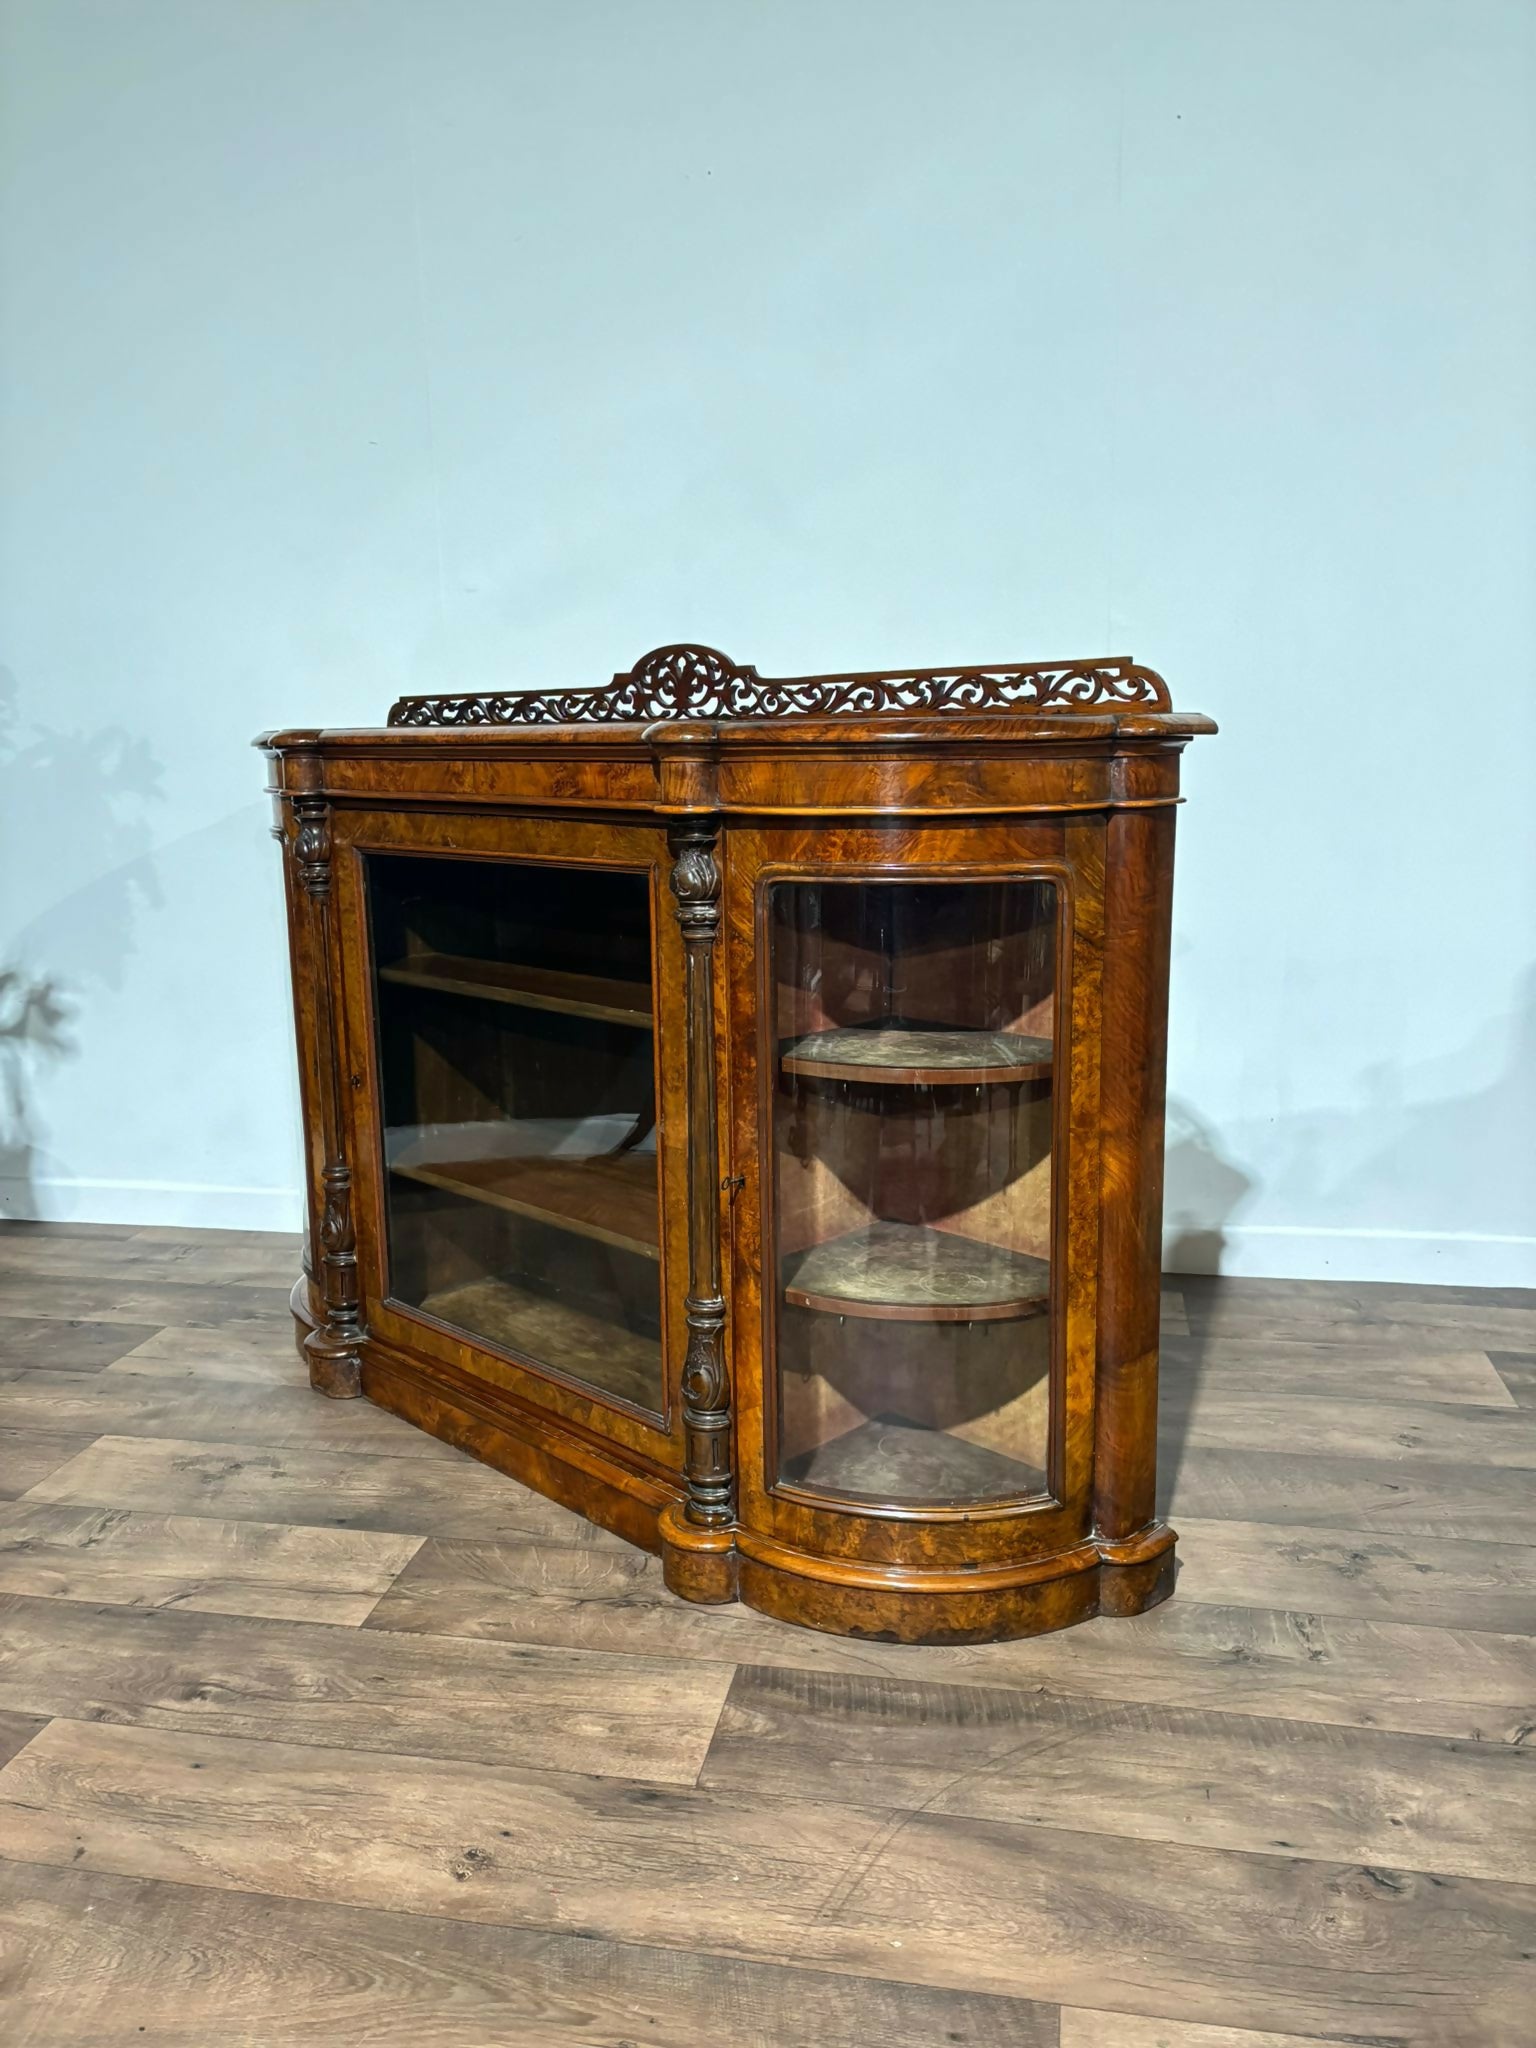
[259, 644, 1214, 1643]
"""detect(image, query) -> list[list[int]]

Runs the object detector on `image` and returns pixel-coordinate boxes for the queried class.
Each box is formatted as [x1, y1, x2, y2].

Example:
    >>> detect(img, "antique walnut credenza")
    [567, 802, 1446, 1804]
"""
[260, 645, 1214, 1643]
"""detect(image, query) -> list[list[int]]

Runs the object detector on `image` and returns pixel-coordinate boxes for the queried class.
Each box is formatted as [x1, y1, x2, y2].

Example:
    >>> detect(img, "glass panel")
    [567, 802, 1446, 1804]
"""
[368, 853, 663, 1417]
[770, 878, 1056, 1507]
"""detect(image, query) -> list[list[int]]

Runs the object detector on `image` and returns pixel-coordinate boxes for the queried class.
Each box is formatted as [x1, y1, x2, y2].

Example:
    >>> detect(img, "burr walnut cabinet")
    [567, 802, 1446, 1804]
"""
[259, 644, 1214, 1643]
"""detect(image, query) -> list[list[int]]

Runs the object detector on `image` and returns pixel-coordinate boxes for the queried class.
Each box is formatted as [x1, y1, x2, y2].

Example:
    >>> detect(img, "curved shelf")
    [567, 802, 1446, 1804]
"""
[783, 1221, 1049, 1324]
[781, 1025, 1052, 1087]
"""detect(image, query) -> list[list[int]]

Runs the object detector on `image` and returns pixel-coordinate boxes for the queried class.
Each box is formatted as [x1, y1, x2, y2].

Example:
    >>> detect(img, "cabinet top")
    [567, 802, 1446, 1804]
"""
[258, 644, 1213, 817]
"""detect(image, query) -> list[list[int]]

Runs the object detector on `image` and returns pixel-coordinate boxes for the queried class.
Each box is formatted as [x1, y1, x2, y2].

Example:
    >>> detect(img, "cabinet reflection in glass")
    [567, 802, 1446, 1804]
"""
[368, 853, 663, 1416]
[770, 878, 1057, 1508]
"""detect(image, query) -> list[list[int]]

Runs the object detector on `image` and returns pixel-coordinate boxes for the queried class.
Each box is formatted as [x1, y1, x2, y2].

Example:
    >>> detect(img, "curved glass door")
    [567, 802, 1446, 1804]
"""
[367, 853, 664, 1418]
[770, 878, 1056, 1507]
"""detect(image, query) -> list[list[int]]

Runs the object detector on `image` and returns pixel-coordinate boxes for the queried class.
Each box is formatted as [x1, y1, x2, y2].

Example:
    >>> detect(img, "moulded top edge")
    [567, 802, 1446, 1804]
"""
[255, 708, 1215, 757]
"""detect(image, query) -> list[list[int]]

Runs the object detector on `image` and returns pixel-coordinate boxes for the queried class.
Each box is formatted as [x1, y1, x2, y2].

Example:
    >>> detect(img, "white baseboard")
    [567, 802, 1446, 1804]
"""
[1164, 1223, 1536, 1288]
[3, 1178, 1531, 1289]
[0, 1176, 304, 1235]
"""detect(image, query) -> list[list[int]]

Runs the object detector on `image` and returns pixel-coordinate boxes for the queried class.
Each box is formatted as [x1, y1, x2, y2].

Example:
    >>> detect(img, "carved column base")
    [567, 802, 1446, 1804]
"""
[659, 1500, 739, 1604]
[1095, 1520, 1178, 1616]
[304, 1329, 364, 1400]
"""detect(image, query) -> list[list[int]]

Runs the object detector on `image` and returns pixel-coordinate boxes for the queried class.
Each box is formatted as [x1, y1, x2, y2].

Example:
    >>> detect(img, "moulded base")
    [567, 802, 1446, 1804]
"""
[286, 1294, 1176, 1643]
[730, 1523, 1176, 1645]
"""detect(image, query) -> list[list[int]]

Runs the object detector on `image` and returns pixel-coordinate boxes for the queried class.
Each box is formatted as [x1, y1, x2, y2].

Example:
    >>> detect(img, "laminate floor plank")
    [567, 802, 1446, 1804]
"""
[1060, 2018, 1350, 2048]
[0, 1504, 422, 1624]
[1490, 1351, 1536, 1409]
[1161, 1333, 1518, 1408]
[0, 1431, 102, 1502]
[700, 1665, 1536, 1883]
[1, 1718, 1530, 2043]
[0, 1317, 160, 1375]
[128, 1225, 302, 1251]
[1163, 1386, 1536, 1470]
[0, 1707, 47, 1767]
[367, 1538, 1536, 1742]
[1172, 1517, 1536, 1633]
[0, 1373, 466, 1462]
[25, 1434, 635, 1547]
[0, 1593, 732, 1785]
[0, 1273, 290, 1329]
[1179, 1275, 1536, 1314]
[0, 1220, 141, 1240]
[103, 1319, 308, 1386]
[0, 1232, 300, 1287]
[1178, 1304, 1536, 1350]
[1165, 1444, 1536, 1544]
[0, 1859, 1057, 2048]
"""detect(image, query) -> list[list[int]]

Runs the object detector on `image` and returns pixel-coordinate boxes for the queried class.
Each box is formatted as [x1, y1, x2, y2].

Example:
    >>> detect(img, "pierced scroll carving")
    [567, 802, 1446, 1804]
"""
[387, 645, 1172, 728]
[669, 818, 732, 1530]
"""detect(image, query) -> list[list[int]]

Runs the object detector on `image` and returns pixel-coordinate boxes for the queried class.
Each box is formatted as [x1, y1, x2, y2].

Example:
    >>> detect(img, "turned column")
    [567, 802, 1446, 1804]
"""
[277, 751, 365, 1399]
[1093, 802, 1178, 1604]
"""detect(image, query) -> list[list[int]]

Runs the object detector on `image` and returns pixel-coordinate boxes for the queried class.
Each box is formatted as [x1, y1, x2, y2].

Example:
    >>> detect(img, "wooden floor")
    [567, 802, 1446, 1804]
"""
[0, 1223, 1533, 2046]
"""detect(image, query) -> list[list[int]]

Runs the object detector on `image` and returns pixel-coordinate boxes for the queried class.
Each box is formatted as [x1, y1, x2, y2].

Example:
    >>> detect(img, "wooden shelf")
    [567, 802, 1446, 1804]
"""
[781, 1025, 1052, 1086]
[781, 1413, 1045, 1506]
[418, 1275, 663, 1416]
[379, 953, 652, 1029]
[783, 1221, 1049, 1324]
[391, 1144, 660, 1261]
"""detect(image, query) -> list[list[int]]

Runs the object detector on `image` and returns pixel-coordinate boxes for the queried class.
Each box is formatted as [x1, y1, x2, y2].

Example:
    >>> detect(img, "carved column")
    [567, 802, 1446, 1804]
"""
[284, 773, 365, 1399]
[667, 817, 733, 1530]
[1093, 802, 1178, 1609]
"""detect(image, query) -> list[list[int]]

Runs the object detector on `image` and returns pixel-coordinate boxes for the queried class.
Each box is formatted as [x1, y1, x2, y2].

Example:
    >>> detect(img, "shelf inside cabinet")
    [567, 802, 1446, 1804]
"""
[781, 1413, 1045, 1506]
[783, 1221, 1049, 1324]
[379, 953, 653, 1029]
[418, 1275, 662, 1414]
[390, 1136, 660, 1261]
[781, 1025, 1052, 1086]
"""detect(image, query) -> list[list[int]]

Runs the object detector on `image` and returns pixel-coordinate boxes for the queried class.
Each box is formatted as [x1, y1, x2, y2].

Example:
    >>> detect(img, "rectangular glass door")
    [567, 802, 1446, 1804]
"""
[366, 852, 664, 1417]
[770, 877, 1057, 1507]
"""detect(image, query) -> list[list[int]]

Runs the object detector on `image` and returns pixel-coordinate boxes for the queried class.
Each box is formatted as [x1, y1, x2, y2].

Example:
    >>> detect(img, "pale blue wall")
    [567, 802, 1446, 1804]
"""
[1, 0, 1532, 1279]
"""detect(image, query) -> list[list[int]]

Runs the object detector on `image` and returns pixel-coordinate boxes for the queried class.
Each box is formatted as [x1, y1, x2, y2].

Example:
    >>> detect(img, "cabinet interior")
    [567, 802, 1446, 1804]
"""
[367, 852, 665, 1418]
[770, 878, 1058, 1508]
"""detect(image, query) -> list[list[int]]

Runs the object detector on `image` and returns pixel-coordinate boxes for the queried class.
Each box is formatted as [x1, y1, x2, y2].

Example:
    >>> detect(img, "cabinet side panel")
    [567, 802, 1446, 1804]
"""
[275, 799, 326, 1296]
[1094, 803, 1176, 1542]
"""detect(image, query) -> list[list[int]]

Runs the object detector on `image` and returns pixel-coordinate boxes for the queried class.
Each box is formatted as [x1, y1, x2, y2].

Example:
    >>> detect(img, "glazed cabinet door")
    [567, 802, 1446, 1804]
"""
[726, 820, 1104, 1568]
[331, 808, 688, 1473]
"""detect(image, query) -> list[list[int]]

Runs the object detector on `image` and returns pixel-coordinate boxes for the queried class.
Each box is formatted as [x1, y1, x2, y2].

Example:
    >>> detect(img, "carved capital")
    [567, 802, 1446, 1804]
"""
[668, 823, 721, 937]
[292, 794, 332, 899]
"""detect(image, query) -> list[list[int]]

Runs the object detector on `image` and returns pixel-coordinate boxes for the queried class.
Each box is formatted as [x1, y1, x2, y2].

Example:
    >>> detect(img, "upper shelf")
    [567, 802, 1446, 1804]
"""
[783, 1222, 1049, 1324]
[781, 1025, 1052, 1087]
[379, 953, 652, 1029]
[389, 1142, 660, 1261]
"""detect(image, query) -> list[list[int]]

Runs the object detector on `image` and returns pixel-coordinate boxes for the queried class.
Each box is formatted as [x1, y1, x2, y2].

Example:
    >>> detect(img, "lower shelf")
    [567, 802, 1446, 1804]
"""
[780, 1412, 1046, 1507]
[416, 1275, 663, 1417]
[390, 1141, 659, 1261]
[783, 1221, 1049, 1323]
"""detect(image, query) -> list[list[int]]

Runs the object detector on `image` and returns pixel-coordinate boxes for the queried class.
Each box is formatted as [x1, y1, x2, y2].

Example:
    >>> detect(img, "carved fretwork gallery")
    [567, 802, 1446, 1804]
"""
[261, 646, 1214, 1643]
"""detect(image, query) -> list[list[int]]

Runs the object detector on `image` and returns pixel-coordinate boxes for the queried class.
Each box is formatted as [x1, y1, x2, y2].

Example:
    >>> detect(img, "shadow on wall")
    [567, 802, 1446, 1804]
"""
[0, 968, 75, 1214]
[0, 665, 164, 1217]
[1157, 1098, 1255, 1512]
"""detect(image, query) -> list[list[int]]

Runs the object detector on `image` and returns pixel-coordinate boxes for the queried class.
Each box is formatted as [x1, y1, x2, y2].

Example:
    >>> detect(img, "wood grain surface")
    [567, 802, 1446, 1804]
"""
[0, 1221, 1532, 2044]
